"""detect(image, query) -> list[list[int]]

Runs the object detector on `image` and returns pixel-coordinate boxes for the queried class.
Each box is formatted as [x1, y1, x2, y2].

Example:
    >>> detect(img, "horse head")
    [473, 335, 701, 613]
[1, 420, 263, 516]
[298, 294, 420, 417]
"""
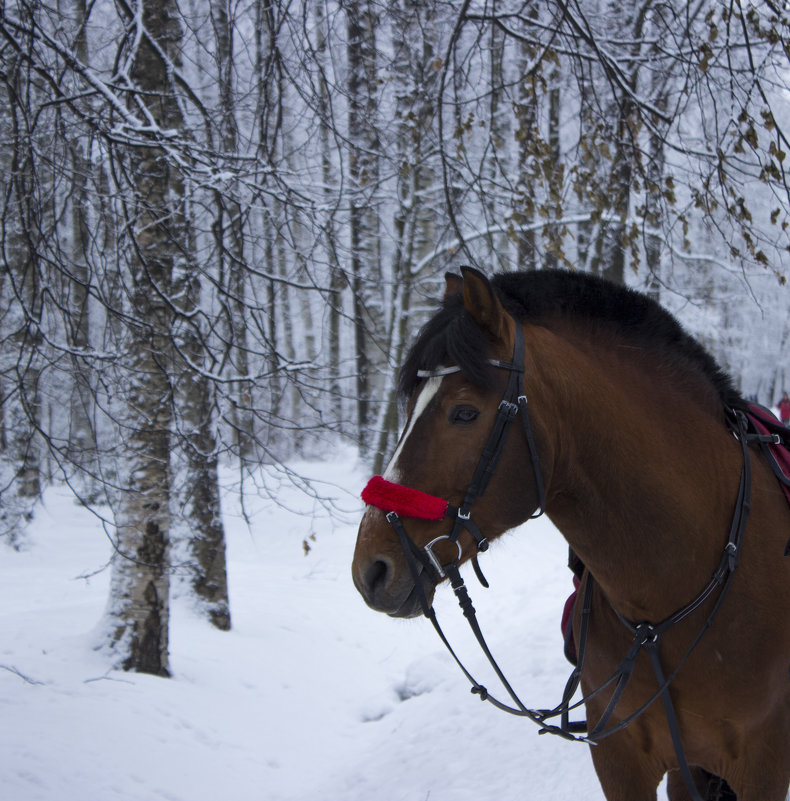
[352, 267, 547, 617]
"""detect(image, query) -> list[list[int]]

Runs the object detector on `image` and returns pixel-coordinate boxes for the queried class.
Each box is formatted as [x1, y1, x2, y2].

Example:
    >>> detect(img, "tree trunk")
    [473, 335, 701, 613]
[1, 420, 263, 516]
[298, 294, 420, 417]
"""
[312, 0, 346, 433]
[66, 0, 97, 487]
[486, 12, 509, 269]
[515, 6, 540, 271]
[591, 99, 632, 286]
[589, 0, 647, 287]
[371, 0, 438, 472]
[175, 300, 230, 631]
[644, 20, 670, 302]
[252, 0, 284, 456]
[544, 62, 563, 270]
[0, 10, 44, 544]
[106, 0, 190, 676]
[215, 0, 253, 462]
[176, 0, 232, 625]
[346, 0, 381, 458]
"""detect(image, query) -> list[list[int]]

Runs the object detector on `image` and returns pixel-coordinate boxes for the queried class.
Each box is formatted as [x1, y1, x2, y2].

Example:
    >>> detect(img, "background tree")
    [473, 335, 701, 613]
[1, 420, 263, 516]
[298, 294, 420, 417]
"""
[345, 0, 383, 458]
[103, 0, 192, 676]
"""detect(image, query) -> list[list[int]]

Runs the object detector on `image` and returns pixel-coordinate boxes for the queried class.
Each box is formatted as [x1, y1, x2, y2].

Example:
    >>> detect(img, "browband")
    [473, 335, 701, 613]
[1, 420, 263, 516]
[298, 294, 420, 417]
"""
[416, 358, 518, 379]
[416, 366, 461, 378]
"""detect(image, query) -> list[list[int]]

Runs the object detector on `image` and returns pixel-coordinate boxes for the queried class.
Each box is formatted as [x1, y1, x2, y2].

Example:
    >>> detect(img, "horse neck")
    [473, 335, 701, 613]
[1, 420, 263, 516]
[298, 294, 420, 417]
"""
[524, 322, 741, 622]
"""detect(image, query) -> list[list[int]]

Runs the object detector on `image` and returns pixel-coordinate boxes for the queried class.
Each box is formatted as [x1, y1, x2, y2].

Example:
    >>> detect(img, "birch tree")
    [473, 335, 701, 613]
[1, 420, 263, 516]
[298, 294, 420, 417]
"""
[104, 0, 191, 675]
[213, 0, 254, 461]
[313, 0, 347, 433]
[62, 0, 97, 482]
[371, 0, 441, 473]
[345, 0, 382, 456]
[0, 2, 46, 543]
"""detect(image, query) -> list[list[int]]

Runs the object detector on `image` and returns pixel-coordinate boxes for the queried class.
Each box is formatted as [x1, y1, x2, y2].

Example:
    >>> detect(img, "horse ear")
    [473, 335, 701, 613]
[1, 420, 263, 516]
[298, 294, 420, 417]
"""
[461, 266, 506, 340]
[444, 272, 463, 298]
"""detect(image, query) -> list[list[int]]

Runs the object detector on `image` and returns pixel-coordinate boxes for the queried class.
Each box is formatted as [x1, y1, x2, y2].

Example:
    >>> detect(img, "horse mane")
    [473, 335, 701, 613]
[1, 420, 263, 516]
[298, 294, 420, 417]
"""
[399, 269, 743, 410]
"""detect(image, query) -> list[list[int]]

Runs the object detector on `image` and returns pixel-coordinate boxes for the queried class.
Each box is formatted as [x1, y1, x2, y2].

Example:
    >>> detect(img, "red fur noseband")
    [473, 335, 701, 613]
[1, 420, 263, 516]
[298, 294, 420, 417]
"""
[361, 475, 448, 521]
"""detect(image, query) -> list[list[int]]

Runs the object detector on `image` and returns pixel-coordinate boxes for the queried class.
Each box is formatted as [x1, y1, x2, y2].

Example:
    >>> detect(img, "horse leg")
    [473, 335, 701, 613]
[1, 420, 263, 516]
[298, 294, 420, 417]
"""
[588, 733, 663, 801]
[667, 769, 736, 801]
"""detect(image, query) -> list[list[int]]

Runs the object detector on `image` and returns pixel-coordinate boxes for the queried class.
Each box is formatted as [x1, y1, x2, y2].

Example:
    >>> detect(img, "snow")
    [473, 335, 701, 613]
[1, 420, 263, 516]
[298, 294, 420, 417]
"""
[0, 445, 614, 801]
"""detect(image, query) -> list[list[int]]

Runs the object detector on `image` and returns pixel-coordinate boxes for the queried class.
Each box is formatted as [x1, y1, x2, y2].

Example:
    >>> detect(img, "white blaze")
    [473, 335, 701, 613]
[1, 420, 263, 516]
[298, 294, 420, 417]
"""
[383, 375, 443, 482]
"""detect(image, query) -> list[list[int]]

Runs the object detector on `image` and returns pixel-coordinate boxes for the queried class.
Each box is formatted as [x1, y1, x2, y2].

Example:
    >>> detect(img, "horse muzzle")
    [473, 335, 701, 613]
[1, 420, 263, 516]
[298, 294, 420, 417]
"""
[353, 478, 453, 617]
[353, 510, 436, 617]
[352, 549, 436, 618]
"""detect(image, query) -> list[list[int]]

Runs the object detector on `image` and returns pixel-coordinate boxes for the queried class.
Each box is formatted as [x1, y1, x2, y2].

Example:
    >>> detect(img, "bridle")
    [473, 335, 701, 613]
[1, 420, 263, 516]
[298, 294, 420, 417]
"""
[361, 316, 759, 801]
[362, 322, 545, 586]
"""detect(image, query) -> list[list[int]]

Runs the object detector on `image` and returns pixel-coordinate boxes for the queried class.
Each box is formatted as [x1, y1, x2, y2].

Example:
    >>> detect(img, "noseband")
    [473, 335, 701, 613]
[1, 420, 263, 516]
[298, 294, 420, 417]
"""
[360, 317, 759, 801]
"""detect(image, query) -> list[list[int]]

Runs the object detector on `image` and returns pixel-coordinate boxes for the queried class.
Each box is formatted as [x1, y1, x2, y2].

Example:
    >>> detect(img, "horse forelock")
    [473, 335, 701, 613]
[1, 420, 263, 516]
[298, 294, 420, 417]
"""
[398, 293, 493, 401]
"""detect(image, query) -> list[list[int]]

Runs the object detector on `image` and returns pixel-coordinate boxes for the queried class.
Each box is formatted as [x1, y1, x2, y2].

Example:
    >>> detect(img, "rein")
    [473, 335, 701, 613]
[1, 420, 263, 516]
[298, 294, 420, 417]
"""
[361, 318, 762, 801]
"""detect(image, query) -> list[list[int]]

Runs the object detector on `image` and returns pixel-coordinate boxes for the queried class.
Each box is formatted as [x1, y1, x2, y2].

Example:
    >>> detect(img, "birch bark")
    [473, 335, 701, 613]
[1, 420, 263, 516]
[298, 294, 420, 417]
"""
[345, 0, 381, 456]
[105, 0, 189, 674]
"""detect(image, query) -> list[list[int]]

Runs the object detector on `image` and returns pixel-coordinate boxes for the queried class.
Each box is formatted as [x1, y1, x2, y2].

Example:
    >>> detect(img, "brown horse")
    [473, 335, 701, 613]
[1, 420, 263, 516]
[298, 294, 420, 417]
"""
[352, 267, 790, 801]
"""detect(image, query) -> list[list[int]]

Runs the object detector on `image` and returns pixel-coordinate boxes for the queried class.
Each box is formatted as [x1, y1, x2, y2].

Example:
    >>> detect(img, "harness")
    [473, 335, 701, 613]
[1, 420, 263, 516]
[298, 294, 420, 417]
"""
[361, 319, 766, 801]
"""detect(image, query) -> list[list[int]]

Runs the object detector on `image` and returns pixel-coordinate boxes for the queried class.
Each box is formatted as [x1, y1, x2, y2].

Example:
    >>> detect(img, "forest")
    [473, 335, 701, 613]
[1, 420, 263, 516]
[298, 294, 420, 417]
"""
[1, 0, 789, 675]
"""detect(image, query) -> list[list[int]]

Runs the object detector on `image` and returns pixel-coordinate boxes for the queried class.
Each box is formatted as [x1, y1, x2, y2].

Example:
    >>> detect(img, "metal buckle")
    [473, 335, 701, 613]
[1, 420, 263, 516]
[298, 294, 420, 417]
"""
[498, 399, 518, 418]
[457, 508, 471, 520]
[385, 511, 398, 523]
[634, 622, 658, 644]
[424, 535, 463, 578]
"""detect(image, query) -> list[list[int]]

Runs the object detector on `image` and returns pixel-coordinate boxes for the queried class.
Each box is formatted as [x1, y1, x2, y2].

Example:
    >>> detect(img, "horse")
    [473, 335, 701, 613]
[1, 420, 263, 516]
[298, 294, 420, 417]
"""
[352, 267, 790, 801]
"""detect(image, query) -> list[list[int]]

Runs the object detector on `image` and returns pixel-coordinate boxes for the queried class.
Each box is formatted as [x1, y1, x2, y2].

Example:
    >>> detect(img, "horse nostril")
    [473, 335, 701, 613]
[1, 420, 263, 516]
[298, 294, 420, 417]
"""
[364, 559, 391, 595]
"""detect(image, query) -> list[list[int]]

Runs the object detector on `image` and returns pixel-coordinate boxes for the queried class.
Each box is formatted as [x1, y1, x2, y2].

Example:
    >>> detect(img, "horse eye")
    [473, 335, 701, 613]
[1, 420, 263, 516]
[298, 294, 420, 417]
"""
[450, 405, 479, 425]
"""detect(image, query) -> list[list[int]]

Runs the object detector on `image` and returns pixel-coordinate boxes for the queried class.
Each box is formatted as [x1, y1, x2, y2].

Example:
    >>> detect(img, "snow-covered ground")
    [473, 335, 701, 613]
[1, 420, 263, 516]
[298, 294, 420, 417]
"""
[1, 445, 612, 801]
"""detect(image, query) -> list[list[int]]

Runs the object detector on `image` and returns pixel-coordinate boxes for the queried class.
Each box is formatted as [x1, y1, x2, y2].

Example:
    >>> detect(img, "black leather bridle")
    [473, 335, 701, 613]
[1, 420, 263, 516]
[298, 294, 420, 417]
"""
[378, 322, 546, 586]
[362, 316, 760, 801]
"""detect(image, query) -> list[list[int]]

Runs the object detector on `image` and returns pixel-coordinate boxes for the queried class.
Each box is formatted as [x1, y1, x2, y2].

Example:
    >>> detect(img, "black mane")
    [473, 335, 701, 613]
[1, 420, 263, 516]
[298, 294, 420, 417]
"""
[399, 269, 741, 409]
